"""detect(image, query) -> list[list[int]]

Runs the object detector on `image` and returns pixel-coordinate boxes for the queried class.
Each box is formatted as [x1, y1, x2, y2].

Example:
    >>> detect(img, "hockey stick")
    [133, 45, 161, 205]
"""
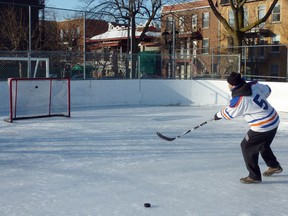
[156, 118, 214, 141]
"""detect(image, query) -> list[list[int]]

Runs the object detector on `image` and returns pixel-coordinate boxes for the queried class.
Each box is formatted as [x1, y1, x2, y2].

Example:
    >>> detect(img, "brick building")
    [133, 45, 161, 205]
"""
[57, 18, 109, 52]
[161, 0, 219, 78]
[163, 0, 288, 80]
[219, 0, 288, 80]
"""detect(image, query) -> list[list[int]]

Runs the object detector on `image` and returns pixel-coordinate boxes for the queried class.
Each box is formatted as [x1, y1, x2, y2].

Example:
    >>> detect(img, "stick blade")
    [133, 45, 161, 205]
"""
[156, 132, 175, 141]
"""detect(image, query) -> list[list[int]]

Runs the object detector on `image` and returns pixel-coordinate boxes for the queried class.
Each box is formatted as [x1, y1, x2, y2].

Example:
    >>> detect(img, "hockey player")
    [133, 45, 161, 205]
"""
[214, 72, 282, 184]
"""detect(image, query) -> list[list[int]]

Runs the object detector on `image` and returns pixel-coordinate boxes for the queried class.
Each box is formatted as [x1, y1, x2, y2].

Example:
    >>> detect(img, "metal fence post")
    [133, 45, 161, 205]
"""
[28, 5, 32, 78]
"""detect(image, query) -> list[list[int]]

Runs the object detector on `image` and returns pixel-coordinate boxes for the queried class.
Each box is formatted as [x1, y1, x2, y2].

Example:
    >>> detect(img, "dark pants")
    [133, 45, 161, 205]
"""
[240, 127, 279, 181]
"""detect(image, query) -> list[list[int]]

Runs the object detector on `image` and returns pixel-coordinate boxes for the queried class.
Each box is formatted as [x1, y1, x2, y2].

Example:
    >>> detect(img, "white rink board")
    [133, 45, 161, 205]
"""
[0, 79, 287, 112]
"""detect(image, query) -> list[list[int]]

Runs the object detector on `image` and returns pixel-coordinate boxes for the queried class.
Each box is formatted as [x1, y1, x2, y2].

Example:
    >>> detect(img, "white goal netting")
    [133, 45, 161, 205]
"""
[5, 78, 70, 122]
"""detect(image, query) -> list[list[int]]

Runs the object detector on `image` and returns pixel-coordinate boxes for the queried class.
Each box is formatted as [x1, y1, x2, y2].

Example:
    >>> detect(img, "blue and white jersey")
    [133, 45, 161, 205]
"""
[218, 82, 280, 132]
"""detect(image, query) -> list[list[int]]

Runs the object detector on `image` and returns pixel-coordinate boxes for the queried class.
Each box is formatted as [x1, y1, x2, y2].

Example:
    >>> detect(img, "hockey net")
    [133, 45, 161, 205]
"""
[5, 78, 70, 122]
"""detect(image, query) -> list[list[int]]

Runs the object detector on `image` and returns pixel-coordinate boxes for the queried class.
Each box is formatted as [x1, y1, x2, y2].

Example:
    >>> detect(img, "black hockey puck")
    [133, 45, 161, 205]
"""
[144, 203, 151, 208]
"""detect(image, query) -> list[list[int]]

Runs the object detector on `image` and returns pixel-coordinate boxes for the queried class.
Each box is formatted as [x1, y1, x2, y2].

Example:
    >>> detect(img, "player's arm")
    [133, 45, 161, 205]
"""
[215, 96, 244, 120]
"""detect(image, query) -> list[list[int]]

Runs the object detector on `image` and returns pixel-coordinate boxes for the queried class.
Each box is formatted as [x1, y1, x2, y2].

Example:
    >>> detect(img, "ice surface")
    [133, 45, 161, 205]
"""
[0, 105, 287, 216]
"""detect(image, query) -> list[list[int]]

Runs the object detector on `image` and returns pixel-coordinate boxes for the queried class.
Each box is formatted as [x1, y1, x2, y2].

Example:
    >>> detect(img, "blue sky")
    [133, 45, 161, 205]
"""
[47, 0, 82, 10]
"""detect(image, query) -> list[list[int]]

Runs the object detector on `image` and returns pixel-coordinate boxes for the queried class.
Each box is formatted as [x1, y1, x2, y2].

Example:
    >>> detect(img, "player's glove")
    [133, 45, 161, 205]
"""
[214, 113, 222, 121]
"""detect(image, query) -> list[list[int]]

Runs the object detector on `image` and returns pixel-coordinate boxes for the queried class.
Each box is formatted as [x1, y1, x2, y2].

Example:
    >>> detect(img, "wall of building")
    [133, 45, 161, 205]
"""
[0, 80, 287, 116]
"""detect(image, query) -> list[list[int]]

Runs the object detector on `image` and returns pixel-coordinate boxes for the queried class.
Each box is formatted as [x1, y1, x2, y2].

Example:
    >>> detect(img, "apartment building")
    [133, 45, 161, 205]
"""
[161, 0, 219, 79]
[219, 0, 288, 80]
[163, 0, 288, 80]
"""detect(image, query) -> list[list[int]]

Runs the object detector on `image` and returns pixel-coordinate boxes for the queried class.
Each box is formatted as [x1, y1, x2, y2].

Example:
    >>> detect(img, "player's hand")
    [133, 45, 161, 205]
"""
[214, 113, 222, 121]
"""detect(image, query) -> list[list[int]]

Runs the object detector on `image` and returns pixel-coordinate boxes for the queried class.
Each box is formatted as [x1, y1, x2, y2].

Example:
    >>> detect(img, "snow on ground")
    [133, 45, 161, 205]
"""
[0, 105, 287, 216]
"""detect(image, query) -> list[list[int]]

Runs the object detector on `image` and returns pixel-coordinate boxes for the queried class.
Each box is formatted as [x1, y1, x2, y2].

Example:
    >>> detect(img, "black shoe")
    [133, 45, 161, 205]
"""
[240, 176, 262, 184]
[263, 165, 283, 176]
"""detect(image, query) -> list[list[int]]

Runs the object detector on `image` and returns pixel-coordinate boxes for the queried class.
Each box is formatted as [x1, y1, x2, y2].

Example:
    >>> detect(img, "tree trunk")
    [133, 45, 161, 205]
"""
[232, 31, 243, 54]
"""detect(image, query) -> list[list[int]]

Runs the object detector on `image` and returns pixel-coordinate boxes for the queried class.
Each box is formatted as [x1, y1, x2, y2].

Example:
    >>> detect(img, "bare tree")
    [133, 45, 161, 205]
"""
[58, 21, 82, 52]
[0, 6, 29, 78]
[207, 0, 278, 54]
[81, 0, 164, 78]
[81, 0, 190, 78]
[0, 6, 28, 51]
[34, 8, 67, 51]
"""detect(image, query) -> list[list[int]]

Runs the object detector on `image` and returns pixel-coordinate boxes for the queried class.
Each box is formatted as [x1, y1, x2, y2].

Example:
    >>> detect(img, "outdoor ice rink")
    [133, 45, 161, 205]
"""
[0, 105, 287, 216]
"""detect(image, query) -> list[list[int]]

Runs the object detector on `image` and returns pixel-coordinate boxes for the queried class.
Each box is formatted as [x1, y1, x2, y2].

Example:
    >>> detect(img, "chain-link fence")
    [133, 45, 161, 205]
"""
[0, 2, 287, 81]
[1, 46, 287, 81]
[0, 50, 241, 80]
[241, 44, 288, 82]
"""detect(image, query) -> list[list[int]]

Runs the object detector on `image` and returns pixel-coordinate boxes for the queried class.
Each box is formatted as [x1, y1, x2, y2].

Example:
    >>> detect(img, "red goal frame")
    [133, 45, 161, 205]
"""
[5, 78, 70, 123]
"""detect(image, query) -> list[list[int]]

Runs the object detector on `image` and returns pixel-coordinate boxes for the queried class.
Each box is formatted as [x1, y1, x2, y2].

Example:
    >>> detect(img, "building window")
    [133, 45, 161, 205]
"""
[202, 12, 209, 29]
[228, 9, 234, 26]
[228, 7, 247, 26]
[166, 16, 173, 31]
[76, 26, 81, 37]
[192, 41, 197, 56]
[187, 40, 191, 57]
[271, 35, 280, 52]
[258, 5, 266, 28]
[60, 29, 64, 40]
[179, 16, 184, 32]
[192, 14, 197, 31]
[180, 41, 185, 58]
[244, 7, 249, 27]
[271, 4, 280, 22]
[270, 64, 279, 77]
[202, 38, 209, 54]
